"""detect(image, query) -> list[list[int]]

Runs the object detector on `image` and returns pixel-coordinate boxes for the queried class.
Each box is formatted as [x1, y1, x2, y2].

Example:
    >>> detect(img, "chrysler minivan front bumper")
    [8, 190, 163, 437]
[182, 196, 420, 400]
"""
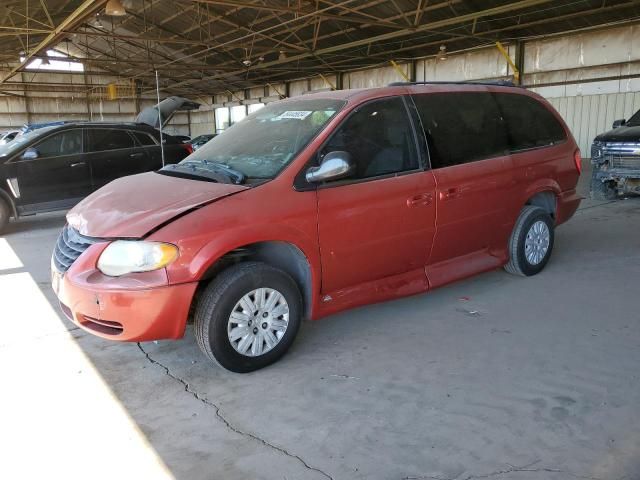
[52, 245, 197, 342]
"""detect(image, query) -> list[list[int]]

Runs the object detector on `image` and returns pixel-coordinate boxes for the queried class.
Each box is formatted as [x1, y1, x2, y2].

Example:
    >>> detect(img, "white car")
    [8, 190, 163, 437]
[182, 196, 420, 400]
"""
[0, 130, 20, 145]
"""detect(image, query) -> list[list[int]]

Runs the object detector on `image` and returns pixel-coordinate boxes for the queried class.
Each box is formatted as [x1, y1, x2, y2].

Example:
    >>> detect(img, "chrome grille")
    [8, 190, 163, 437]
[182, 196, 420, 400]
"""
[606, 155, 640, 170]
[52, 225, 99, 273]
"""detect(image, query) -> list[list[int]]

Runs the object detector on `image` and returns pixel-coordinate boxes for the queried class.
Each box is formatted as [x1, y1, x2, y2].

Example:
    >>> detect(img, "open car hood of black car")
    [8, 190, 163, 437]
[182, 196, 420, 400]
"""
[135, 96, 201, 129]
[595, 125, 640, 143]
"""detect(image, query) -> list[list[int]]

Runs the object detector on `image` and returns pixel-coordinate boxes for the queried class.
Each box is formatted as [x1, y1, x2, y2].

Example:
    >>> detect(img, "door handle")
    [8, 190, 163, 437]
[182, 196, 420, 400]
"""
[406, 193, 433, 207]
[130, 152, 145, 158]
[70, 162, 86, 168]
[439, 187, 460, 201]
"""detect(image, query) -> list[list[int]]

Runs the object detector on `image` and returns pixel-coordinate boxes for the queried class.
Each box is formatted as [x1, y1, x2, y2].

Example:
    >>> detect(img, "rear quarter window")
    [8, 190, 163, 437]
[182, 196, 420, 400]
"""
[132, 131, 157, 146]
[493, 93, 566, 152]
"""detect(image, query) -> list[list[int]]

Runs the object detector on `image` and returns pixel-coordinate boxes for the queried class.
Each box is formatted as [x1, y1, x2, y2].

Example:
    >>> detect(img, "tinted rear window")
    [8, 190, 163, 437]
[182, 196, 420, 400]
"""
[88, 129, 135, 152]
[132, 131, 157, 146]
[493, 93, 566, 151]
[412, 92, 509, 168]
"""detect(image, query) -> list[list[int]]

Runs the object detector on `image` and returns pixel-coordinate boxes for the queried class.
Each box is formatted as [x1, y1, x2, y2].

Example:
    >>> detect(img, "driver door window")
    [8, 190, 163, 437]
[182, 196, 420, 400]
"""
[321, 96, 419, 180]
[34, 130, 83, 157]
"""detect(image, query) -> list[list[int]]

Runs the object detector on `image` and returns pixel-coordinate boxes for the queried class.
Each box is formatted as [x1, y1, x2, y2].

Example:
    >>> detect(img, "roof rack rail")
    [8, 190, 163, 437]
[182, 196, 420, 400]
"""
[388, 80, 519, 87]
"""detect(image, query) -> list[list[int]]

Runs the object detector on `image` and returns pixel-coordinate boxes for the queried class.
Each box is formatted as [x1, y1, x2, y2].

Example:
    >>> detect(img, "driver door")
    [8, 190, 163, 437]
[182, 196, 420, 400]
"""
[13, 128, 91, 208]
[314, 96, 436, 295]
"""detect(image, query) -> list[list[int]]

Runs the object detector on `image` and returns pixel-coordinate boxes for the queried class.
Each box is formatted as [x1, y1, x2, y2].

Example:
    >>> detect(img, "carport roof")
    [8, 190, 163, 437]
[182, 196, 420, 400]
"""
[1, 0, 640, 96]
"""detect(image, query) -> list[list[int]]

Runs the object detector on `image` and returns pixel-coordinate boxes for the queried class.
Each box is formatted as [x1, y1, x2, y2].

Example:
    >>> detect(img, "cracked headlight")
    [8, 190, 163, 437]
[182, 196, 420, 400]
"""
[97, 240, 179, 277]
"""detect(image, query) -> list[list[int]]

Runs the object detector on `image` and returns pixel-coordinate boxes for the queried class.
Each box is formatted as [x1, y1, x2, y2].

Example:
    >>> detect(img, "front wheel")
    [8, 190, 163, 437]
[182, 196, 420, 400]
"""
[194, 262, 302, 373]
[504, 206, 555, 277]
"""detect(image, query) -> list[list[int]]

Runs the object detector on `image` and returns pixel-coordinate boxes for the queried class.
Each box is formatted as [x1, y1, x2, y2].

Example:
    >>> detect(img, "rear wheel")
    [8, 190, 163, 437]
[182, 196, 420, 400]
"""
[0, 199, 10, 235]
[590, 167, 617, 201]
[194, 262, 302, 373]
[504, 206, 555, 277]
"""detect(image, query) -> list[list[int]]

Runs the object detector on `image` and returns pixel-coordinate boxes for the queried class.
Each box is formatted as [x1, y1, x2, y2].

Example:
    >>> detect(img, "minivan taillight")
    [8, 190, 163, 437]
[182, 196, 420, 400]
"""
[573, 149, 582, 175]
[181, 143, 194, 154]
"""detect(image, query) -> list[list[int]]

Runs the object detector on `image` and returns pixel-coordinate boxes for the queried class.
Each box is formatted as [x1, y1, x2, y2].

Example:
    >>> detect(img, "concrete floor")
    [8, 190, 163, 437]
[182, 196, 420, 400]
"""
[1, 167, 639, 480]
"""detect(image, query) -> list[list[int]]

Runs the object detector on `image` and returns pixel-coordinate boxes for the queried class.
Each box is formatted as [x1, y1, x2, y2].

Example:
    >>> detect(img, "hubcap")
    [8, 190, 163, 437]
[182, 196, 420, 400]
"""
[227, 288, 289, 357]
[524, 220, 550, 265]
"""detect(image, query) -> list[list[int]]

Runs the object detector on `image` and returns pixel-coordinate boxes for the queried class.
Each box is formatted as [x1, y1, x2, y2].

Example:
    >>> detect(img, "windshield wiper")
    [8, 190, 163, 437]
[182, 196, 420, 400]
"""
[160, 161, 245, 184]
[198, 160, 246, 184]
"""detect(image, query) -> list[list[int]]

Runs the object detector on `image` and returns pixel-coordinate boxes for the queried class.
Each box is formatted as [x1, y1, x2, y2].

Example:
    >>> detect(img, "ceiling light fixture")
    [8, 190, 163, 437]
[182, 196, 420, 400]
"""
[278, 51, 286, 61]
[40, 56, 50, 65]
[105, 0, 126, 16]
[437, 44, 448, 61]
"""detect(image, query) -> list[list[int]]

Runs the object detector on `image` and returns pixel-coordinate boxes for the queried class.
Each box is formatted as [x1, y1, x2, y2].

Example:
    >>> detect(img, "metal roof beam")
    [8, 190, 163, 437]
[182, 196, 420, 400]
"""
[0, 0, 107, 85]
[146, 0, 555, 94]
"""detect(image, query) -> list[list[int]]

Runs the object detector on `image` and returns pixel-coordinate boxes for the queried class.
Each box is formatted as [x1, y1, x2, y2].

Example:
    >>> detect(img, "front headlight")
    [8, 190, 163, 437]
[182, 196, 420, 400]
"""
[97, 241, 179, 277]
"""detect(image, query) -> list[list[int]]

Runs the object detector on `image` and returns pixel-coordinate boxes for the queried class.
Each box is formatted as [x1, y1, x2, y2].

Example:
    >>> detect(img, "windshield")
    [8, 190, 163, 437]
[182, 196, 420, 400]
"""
[626, 109, 640, 127]
[0, 126, 58, 158]
[185, 98, 345, 179]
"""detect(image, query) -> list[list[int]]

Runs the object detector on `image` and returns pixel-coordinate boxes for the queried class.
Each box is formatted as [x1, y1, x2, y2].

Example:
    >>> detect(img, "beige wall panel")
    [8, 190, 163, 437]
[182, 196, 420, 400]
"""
[288, 79, 308, 97]
[310, 75, 336, 91]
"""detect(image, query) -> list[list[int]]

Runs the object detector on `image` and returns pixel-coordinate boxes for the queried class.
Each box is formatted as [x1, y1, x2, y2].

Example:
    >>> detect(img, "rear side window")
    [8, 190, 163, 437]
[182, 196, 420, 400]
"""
[412, 92, 508, 168]
[132, 131, 157, 146]
[87, 129, 135, 152]
[494, 93, 566, 151]
[34, 129, 83, 157]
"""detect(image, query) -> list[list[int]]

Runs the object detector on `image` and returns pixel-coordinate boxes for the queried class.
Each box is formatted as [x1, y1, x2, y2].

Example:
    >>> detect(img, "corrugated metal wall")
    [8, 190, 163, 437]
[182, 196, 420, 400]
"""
[547, 92, 640, 155]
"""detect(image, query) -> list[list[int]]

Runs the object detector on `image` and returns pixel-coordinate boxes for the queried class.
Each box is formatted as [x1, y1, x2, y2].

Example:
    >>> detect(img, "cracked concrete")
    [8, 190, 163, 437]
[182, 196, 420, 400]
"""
[403, 459, 608, 479]
[1, 165, 640, 479]
[136, 342, 334, 480]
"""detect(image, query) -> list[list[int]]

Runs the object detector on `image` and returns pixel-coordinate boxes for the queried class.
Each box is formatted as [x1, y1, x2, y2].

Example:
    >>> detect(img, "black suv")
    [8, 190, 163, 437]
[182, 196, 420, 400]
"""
[591, 109, 640, 199]
[0, 123, 192, 233]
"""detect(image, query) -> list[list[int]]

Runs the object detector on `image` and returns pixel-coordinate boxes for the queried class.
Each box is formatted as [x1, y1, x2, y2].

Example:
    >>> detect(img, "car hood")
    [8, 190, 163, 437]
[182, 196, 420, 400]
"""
[595, 125, 640, 143]
[67, 172, 248, 238]
[135, 96, 201, 129]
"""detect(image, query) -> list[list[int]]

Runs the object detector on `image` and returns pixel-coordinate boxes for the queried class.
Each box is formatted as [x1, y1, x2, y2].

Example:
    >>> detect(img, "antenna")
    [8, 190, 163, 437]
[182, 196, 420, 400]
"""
[155, 70, 165, 167]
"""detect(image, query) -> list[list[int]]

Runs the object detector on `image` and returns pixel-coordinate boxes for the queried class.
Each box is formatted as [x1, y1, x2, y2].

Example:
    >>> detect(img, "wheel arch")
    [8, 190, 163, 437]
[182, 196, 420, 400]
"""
[199, 241, 314, 321]
[525, 190, 557, 219]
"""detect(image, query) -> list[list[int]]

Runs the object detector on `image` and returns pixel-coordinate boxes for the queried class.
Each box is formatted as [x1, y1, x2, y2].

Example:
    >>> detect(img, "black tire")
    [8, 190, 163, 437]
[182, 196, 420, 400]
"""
[0, 199, 10, 235]
[504, 205, 555, 277]
[590, 167, 617, 201]
[194, 261, 302, 373]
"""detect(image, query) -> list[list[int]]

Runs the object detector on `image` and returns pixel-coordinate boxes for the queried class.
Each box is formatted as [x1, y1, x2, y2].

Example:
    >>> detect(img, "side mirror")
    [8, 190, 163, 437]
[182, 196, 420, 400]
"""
[612, 119, 626, 129]
[21, 147, 39, 160]
[306, 151, 354, 183]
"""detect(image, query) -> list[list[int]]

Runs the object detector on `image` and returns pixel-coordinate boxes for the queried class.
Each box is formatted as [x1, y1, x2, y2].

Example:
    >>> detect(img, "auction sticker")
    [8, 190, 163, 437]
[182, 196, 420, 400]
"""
[278, 111, 312, 120]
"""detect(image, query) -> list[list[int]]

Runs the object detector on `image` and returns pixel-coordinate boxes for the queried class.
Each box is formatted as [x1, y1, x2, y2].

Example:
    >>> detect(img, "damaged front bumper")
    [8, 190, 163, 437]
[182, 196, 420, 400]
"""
[591, 141, 640, 194]
[51, 244, 198, 342]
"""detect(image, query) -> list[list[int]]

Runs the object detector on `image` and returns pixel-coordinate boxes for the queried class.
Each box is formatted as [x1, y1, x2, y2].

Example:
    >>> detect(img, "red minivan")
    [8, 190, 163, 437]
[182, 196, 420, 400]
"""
[52, 82, 582, 372]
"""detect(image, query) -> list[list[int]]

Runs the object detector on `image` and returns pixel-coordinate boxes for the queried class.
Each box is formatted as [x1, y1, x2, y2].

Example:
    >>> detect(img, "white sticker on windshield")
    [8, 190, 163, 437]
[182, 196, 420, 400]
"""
[278, 110, 313, 120]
